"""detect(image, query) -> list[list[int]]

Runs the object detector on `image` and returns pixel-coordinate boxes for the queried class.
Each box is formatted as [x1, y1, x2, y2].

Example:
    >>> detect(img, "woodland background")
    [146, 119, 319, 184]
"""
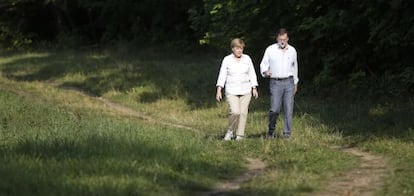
[1, 0, 413, 99]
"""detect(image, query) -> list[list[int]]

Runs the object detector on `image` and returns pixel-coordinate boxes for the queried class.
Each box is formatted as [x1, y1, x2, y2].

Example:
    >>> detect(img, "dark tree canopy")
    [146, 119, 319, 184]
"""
[1, 0, 413, 98]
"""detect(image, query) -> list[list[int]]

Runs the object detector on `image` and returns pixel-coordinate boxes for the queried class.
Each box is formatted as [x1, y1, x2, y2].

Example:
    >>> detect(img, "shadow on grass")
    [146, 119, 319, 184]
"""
[0, 49, 219, 109]
[249, 86, 413, 144]
[0, 134, 237, 195]
[2, 49, 412, 143]
[294, 96, 414, 144]
[233, 186, 315, 196]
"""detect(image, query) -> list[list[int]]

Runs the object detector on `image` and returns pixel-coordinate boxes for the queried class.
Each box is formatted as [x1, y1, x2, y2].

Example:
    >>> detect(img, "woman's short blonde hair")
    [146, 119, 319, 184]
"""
[230, 38, 245, 49]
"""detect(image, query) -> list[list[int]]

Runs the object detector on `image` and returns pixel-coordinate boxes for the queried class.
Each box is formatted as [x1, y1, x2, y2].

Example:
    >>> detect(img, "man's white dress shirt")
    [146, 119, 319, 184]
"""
[260, 44, 299, 85]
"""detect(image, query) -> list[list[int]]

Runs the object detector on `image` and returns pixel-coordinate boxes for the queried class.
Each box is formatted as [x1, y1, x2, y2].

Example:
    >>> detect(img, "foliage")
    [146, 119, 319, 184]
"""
[0, 0, 200, 47]
[188, 0, 414, 98]
[1, 48, 413, 195]
[1, 0, 413, 98]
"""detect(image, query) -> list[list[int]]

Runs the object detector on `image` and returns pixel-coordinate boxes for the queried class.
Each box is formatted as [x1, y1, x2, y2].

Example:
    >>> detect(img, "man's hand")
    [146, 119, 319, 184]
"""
[252, 88, 259, 99]
[263, 70, 272, 78]
[294, 85, 297, 95]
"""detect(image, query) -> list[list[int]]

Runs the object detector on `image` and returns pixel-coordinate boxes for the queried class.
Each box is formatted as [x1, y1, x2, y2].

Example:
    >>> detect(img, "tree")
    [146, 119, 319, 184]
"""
[189, 0, 414, 96]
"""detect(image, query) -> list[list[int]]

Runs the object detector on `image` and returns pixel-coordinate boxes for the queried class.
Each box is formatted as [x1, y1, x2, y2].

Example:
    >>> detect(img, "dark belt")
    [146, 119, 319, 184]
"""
[272, 76, 293, 80]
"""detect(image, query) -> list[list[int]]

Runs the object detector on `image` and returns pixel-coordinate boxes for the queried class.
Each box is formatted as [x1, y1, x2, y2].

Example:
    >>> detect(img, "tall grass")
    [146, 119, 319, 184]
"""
[295, 97, 414, 195]
[0, 86, 359, 195]
[0, 47, 413, 195]
[0, 90, 246, 195]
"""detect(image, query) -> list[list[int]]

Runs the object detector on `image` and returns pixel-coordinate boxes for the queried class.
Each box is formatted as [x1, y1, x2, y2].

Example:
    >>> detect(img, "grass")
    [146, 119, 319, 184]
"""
[0, 90, 244, 195]
[295, 97, 414, 195]
[0, 47, 413, 195]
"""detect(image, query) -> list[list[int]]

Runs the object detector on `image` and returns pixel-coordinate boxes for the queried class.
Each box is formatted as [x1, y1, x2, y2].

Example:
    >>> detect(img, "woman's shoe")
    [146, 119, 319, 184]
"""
[224, 130, 233, 141]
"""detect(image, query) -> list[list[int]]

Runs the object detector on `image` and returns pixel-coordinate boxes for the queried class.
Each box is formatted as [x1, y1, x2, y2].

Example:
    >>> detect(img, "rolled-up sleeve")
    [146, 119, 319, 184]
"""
[247, 58, 258, 87]
[260, 48, 270, 77]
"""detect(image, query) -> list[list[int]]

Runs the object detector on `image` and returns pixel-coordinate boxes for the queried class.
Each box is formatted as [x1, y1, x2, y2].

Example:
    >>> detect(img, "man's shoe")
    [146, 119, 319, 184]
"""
[266, 133, 274, 139]
[224, 130, 233, 141]
[283, 133, 291, 139]
[235, 135, 244, 141]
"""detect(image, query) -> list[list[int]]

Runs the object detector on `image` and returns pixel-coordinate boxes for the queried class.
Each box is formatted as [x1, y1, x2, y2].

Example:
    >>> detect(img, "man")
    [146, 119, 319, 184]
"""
[260, 28, 299, 138]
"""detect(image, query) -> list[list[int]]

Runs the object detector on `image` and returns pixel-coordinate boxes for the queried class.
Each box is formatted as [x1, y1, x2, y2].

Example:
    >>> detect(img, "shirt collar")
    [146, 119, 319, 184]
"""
[232, 54, 243, 60]
[278, 44, 289, 50]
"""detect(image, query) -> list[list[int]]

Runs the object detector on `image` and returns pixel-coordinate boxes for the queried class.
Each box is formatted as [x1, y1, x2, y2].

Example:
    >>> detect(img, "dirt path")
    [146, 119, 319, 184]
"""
[314, 146, 388, 196]
[60, 86, 269, 195]
[2, 84, 268, 194]
[59, 85, 196, 131]
[202, 158, 266, 196]
[2, 84, 389, 195]
[60, 86, 268, 195]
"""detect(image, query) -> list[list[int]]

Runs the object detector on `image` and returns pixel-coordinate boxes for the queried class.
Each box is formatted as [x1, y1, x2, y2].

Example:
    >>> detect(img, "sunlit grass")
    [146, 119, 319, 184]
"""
[0, 79, 359, 195]
[0, 47, 413, 195]
[0, 52, 50, 64]
[360, 138, 414, 195]
[0, 90, 246, 195]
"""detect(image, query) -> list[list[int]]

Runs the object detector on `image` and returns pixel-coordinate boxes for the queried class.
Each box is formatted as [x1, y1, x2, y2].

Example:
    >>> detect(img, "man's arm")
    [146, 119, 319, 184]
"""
[260, 48, 271, 78]
[293, 50, 299, 84]
[293, 49, 299, 94]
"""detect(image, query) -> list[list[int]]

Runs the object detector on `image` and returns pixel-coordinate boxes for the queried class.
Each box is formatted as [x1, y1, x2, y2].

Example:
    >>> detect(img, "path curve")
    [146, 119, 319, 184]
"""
[314, 146, 388, 196]
[202, 158, 266, 196]
[2, 84, 388, 196]
[60, 85, 268, 195]
[60, 85, 196, 131]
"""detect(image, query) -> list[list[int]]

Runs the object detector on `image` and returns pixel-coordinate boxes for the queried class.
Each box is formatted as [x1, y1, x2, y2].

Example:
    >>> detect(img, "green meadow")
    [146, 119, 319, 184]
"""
[0, 48, 413, 195]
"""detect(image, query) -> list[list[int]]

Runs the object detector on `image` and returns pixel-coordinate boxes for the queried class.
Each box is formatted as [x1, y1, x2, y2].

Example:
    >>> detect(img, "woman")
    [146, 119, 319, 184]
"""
[216, 38, 259, 141]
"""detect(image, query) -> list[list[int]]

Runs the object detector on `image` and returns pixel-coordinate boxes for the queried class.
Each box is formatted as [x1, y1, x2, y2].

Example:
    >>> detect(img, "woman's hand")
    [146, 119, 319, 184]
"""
[216, 87, 223, 102]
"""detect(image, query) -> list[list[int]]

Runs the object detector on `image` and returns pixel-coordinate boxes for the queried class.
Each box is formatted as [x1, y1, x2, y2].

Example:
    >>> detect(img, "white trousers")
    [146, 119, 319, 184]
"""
[226, 93, 252, 137]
